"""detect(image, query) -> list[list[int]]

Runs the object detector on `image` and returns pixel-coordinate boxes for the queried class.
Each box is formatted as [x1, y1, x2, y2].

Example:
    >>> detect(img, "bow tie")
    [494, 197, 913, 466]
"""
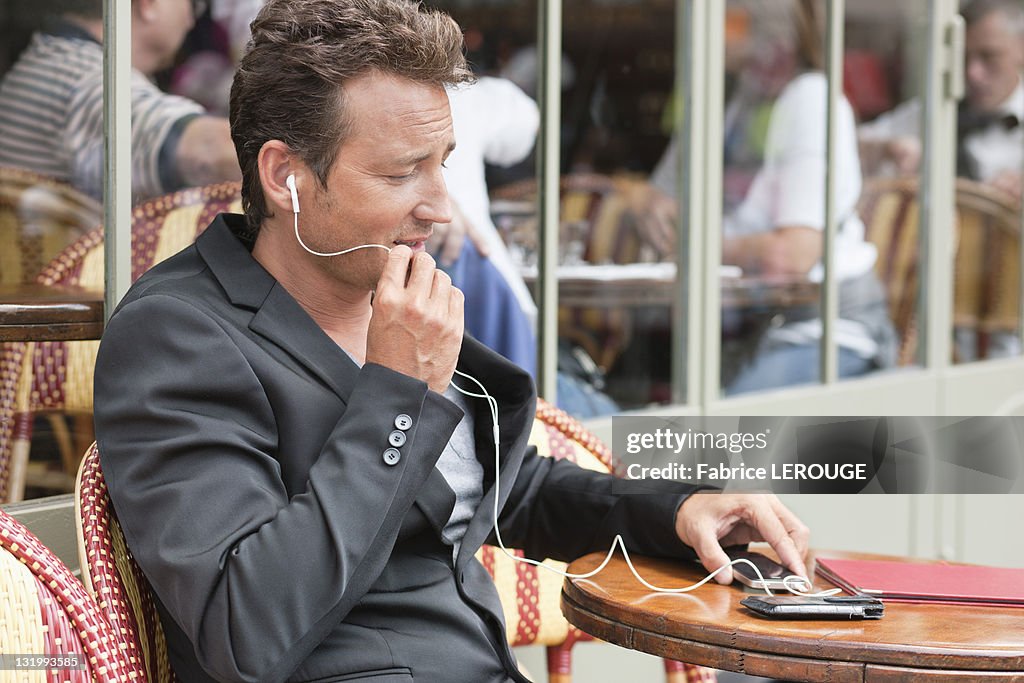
[956, 103, 1021, 179]
[958, 106, 1021, 135]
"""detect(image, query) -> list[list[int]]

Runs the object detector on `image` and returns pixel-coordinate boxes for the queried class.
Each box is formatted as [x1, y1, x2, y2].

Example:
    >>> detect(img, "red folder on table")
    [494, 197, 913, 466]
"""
[816, 557, 1024, 607]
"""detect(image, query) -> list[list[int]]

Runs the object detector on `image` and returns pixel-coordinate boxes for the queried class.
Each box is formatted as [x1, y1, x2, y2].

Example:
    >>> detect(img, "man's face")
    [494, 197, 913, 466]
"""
[299, 72, 455, 290]
[136, 0, 197, 73]
[964, 10, 1024, 112]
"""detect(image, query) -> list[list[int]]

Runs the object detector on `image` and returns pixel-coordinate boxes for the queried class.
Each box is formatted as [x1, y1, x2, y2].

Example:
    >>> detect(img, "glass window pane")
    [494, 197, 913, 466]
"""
[555, 0, 679, 412]
[855, 0, 929, 371]
[714, 0, 836, 396]
[427, 0, 543, 403]
[1, 2, 105, 288]
[950, 0, 1023, 364]
[0, 1, 109, 501]
[438, 0, 683, 416]
[706, 0, 932, 396]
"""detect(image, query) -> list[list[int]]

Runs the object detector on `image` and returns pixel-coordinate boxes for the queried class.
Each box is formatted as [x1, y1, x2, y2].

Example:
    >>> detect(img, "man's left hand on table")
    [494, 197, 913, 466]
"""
[675, 491, 810, 585]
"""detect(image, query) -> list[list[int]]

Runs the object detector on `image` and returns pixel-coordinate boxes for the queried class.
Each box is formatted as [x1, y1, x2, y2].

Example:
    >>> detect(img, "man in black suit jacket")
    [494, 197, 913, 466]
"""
[93, 1, 810, 681]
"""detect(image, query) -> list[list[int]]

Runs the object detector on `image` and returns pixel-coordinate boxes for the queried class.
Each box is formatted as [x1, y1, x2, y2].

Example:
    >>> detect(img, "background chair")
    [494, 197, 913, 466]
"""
[857, 176, 921, 366]
[0, 507, 143, 682]
[0, 165, 102, 286]
[76, 401, 715, 683]
[858, 175, 1020, 366]
[0, 167, 103, 503]
[951, 180, 1020, 361]
[0, 181, 243, 502]
[492, 173, 655, 374]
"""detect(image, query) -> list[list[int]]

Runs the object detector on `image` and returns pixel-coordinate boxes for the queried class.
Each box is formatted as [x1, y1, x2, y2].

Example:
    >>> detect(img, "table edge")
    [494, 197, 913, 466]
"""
[561, 579, 1024, 673]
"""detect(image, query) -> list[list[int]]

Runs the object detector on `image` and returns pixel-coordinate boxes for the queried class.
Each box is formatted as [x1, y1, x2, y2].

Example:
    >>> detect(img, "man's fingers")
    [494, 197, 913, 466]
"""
[406, 251, 437, 294]
[378, 244, 414, 290]
[771, 497, 811, 560]
[448, 283, 464, 321]
[690, 523, 735, 585]
[749, 502, 807, 580]
[430, 268, 452, 300]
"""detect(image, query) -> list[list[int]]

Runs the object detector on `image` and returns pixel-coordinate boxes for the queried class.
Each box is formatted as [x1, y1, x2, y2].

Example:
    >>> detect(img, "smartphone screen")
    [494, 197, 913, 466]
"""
[728, 549, 798, 589]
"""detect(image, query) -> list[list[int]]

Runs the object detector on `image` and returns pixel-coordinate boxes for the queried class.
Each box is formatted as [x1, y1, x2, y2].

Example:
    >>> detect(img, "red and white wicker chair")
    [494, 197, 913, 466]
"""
[0, 181, 243, 503]
[75, 441, 179, 683]
[0, 507, 143, 682]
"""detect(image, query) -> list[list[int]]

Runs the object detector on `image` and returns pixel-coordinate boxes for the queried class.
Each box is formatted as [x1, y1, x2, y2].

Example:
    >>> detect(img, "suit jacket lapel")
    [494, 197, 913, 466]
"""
[414, 466, 456, 541]
[455, 336, 536, 569]
[249, 285, 360, 403]
[196, 215, 360, 404]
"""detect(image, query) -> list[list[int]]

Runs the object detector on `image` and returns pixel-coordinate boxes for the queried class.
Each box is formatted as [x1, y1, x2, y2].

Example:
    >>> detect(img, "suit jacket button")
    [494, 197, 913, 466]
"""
[388, 430, 407, 447]
[395, 414, 413, 430]
[383, 448, 401, 466]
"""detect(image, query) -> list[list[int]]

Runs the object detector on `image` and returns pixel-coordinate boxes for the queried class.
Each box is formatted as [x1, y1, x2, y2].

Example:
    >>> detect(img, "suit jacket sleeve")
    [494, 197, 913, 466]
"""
[490, 444, 707, 564]
[94, 293, 463, 683]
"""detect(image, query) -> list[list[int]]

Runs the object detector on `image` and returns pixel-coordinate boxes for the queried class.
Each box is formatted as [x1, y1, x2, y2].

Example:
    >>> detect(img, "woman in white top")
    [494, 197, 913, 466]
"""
[648, 0, 896, 393]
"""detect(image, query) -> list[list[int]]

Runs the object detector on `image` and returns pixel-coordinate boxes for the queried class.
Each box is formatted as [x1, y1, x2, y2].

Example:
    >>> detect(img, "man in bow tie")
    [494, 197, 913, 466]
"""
[859, 0, 1024, 203]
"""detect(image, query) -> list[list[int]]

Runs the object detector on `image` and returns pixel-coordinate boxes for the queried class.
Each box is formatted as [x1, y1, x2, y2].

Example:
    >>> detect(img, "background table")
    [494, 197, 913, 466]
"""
[520, 263, 820, 311]
[0, 284, 104, 342]
[562, 549, 1024, 682]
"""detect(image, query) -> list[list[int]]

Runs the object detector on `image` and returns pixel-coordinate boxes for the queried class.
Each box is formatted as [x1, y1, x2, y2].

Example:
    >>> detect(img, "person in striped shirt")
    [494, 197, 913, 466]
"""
[0, 0, 240, 202]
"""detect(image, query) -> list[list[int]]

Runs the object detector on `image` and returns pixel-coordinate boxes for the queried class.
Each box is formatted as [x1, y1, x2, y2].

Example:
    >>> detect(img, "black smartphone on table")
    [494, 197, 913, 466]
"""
[727, 548, 808, 591]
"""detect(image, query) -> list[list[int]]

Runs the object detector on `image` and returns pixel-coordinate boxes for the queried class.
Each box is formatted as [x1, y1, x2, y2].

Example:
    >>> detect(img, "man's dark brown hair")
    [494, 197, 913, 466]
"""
[229, 0, 473, 238]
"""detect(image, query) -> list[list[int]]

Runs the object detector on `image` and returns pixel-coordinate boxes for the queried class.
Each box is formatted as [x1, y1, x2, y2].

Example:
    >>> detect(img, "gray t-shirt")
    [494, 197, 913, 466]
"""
[436, 384, 484, 557]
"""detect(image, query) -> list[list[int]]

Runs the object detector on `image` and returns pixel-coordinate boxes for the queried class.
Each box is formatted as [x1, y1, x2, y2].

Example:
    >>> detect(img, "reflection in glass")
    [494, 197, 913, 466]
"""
[0, 2, 104, 287]
[0, 1, 110, 502]
[951, 0, 1023, 363]
[423, 0, 545, 406]
[551, 0, 678, 412]
[438, 0, 680, 414]
[857, 1, 932, 371]
[859, 0, 1022, 366]
[696, 0, 895, 395]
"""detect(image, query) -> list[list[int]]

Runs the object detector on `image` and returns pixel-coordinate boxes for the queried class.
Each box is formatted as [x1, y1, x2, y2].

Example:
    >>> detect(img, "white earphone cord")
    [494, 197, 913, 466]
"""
[450, 370, 837, 597]
[294, 211, 393, 258]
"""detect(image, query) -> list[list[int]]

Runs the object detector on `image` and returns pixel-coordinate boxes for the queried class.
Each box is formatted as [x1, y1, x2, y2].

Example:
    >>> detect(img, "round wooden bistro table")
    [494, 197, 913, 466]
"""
[561, 549, 1024, 682]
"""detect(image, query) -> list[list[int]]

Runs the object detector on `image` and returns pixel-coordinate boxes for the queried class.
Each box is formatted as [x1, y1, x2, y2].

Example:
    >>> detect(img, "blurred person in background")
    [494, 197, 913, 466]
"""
[441, 77, 538, 332]
[0, 0, 240, 202]
[859, 0, 1024, 203]
[859, 0, 1024, 361]
[635, 0, 896, 394]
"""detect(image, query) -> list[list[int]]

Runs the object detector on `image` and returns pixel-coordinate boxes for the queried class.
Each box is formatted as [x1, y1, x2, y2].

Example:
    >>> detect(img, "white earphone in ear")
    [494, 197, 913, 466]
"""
[286, 174, 300, 214]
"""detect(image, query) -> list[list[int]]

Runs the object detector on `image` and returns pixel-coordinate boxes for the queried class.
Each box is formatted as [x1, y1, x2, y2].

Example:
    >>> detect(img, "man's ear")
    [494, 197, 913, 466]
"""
[258, 141, 303, 219]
